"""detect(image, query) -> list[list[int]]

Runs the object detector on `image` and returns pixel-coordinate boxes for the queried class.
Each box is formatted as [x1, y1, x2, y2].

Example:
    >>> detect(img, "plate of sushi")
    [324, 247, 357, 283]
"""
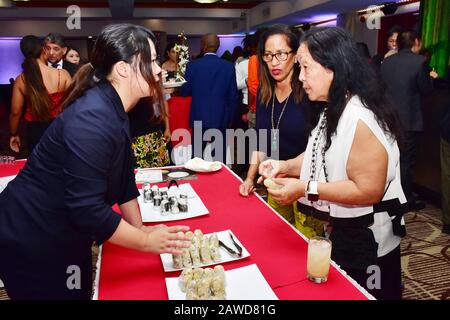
[137, 182, 209, 222]
[165, 264, 278, 300]
[160, 229, 250, 272]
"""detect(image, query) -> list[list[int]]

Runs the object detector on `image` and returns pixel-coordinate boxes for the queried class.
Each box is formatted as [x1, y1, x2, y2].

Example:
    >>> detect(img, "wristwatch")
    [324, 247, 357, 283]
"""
[305, 180, 319, 202]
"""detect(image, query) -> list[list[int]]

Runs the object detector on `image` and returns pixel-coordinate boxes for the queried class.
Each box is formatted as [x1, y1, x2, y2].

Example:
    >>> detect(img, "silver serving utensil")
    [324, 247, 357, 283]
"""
[219, 240, 239, 256]
[229, 233, 243, 256]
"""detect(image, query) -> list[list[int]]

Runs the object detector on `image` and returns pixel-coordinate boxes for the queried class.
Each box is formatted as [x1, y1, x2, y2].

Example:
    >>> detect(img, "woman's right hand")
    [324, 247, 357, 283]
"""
[239, 177, 255, 197]
[10, 135, 20, 153]
[145, 225, 191, 255]
[257, 159, 287, 184]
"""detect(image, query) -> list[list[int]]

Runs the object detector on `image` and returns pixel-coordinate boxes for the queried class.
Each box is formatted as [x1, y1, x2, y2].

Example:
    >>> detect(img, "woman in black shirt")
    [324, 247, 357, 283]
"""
[0, 24, 191, 300]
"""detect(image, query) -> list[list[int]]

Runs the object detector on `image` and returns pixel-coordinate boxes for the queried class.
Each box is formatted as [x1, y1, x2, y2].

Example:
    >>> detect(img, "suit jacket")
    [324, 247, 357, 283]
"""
[180, 53, 238, 129]
[62, 60, 79, 77]
[381, 49, 434, 132]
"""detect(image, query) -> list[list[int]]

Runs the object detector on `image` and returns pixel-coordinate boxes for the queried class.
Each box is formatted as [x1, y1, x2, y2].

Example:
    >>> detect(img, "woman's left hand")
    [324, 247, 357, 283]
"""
[267, 178, 305, 205]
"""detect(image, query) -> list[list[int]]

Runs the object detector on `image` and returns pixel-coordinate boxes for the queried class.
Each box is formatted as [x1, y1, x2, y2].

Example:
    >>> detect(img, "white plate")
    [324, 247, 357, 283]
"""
[165, 264, 278, 300]
[138, 183, 209, 222]
[163, 80, 186, 88]
[167, 171, 190, 178]
[160, 229, 250, 272]
[0, 175, 16, 194]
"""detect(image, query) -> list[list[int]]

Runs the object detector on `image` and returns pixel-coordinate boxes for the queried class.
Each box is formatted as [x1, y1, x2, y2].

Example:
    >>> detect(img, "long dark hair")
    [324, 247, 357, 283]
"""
[20, 35, 51, 121]
[61, 24, 164, 115]
[300, 27, 402, 150]
[257, 24, 303, 106]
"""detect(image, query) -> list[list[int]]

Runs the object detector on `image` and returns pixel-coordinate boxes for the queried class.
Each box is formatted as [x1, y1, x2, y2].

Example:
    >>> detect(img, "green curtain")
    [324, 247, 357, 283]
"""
[420, 0, 450, 78]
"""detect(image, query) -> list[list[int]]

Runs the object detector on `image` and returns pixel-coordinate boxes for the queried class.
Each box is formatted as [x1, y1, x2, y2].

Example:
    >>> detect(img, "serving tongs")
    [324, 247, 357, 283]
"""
[229, 232, 243, 256]
[219, 240, 242, 257]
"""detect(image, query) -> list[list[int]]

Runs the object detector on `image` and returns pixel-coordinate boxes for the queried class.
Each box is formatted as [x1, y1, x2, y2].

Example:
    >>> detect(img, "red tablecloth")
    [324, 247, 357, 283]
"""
[96, 166, 371, 300]
[167, 96, 192, 148]
[0, 161, 371, 300]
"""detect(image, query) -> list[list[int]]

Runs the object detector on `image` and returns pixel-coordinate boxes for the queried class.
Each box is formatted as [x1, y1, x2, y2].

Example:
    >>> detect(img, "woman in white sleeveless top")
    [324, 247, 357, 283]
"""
[258, 27, 408, 300]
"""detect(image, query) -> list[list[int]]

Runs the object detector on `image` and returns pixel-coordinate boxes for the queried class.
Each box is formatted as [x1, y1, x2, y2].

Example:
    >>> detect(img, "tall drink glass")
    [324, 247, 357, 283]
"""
[307, 236, 332, 283]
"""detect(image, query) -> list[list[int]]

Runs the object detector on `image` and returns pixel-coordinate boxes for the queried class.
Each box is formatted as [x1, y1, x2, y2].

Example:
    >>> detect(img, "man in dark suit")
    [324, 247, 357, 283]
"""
[43, 33, 78, 77]
[381, 29, 437, 209]
[180, 33, 238, 163]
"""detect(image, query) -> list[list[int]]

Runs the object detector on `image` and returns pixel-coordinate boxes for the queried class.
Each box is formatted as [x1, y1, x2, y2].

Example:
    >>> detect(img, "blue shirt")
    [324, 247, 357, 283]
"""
[0, 81, 138, 270]
[256, 93, 308, 160]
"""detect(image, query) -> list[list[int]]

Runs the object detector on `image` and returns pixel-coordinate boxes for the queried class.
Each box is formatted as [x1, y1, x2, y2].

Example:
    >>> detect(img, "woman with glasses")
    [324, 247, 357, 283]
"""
[259, 27, 407, 299]
[239, 25, 322, 234]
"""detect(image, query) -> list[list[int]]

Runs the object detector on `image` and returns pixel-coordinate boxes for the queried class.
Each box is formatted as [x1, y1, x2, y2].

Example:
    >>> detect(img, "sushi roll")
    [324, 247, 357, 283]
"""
[208, 233, 219, 248]
[194, 229, 203, 239]
[182, 248, 192, 268]
[172, 254, 183, 269]
[210, 246, 222, 262]
[153, 194, 162, 207]
[151, 185, 160, 198]
[192, 268, 204, 281]
[168, 186, 179, 198]
[186, 279, 199, 300]
[200, 242, 212, 264]
[203, 268, 214, 279]
[179, 268, 193, 292]
[161, 199, 170, 215]
[213, 265, 226, 283]
[197, 277, 212, 299]
[142, 183, 152, 203]
[178, 198, 188, 212]
[210, 276, 226, 299]
[189, 246, 202, 266]
[169, 196, 177, 206]
[170, 198, 180, 214]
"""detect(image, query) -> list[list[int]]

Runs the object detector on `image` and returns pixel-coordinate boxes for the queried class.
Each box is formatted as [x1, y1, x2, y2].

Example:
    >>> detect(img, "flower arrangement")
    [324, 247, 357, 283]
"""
[131, 132, 170, 168]
[173, 31, 189, 81]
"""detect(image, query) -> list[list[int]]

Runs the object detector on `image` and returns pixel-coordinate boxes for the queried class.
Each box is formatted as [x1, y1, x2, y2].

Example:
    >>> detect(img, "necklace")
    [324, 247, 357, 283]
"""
[271, 91, 291, 152]
[309, 108, 329, 183]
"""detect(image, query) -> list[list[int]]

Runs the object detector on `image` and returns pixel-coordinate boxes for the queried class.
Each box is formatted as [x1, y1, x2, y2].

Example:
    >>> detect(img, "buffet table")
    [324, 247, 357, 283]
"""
[0, 160, 372, 300]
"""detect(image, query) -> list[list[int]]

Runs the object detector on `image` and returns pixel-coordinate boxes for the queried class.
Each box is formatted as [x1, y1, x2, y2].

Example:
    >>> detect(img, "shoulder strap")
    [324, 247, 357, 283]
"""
[57, 69, 61, 91]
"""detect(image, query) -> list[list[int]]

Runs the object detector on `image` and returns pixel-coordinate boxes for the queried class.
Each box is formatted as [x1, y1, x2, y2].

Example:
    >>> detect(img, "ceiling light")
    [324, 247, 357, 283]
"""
[194, 0, 220, 3]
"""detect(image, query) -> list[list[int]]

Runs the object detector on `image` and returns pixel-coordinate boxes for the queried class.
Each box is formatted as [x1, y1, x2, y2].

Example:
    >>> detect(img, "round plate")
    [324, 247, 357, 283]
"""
[167, 171, 190, 178]
[162, 80, 186, 88]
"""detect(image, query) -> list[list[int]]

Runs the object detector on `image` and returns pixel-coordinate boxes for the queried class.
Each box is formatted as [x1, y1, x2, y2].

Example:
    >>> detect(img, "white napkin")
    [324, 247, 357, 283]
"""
[184, 157, 222, 172]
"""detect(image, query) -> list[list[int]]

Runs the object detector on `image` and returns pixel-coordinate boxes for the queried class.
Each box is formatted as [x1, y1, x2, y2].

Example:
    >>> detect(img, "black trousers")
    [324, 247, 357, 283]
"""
[400, 131, 422, 204]
[25, 121, 52, 154]
[342, 245, 402, 300]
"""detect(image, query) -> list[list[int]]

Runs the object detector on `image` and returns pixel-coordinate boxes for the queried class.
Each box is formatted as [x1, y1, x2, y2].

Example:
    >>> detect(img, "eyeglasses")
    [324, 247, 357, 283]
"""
[262, 50, 293, 62]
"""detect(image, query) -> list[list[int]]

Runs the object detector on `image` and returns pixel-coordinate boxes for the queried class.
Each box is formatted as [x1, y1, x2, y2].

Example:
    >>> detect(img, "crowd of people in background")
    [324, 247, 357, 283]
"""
[0, 22, 449, 300]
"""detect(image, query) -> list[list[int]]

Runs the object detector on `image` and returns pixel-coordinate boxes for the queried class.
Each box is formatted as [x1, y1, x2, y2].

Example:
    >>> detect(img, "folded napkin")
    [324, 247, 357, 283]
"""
[184, 157, 222, 172]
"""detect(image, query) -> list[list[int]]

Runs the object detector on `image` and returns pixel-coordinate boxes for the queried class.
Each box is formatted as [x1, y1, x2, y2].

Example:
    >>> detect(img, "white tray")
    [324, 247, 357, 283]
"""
[160, 229, 250, 272]
[163, 80, 186, 88]
[138, 183, 209, 222]
[165, 264, 278, 300]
